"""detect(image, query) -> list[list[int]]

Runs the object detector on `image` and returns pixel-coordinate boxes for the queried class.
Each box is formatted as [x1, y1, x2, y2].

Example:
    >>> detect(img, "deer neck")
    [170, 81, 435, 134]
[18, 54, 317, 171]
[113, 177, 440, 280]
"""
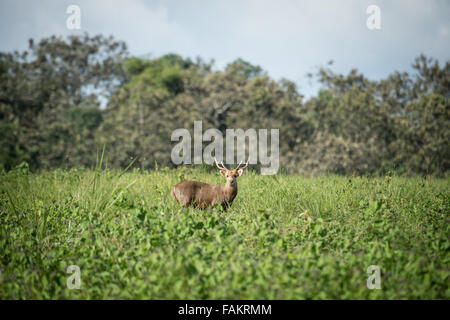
[222, 181, 237, 200]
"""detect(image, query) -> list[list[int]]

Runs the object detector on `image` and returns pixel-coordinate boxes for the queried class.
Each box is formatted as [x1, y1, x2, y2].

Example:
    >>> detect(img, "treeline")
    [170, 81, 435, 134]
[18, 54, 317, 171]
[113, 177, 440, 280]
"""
[1, 34, 449, 175]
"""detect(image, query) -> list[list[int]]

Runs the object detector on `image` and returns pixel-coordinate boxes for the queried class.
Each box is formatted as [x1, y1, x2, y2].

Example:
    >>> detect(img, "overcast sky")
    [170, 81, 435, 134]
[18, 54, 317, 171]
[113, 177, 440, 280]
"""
[1, 0, 449, 97]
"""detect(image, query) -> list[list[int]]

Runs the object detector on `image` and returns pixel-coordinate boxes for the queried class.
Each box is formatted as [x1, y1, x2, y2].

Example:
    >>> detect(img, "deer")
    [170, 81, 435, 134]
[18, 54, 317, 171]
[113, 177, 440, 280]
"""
[171, 158, 249, 210]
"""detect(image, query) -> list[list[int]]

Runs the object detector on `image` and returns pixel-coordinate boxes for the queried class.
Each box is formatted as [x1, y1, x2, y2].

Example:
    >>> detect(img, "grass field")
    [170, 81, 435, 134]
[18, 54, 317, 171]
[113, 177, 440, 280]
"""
[1, 165, 449, 299]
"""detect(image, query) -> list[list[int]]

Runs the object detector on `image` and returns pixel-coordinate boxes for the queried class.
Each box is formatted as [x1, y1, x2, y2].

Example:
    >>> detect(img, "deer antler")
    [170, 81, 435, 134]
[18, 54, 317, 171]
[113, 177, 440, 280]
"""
[235, 159, 249, 171]
[214, 157, 228, 170]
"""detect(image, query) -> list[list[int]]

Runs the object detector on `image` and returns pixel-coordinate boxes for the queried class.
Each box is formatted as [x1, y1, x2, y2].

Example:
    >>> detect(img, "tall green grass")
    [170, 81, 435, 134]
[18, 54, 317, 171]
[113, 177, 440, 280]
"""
[0, 165, 449, 299]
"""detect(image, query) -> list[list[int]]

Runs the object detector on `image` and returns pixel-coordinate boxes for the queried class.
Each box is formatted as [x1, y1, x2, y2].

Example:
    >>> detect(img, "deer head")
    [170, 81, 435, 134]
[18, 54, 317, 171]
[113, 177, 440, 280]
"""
[214, 157, 248, 187]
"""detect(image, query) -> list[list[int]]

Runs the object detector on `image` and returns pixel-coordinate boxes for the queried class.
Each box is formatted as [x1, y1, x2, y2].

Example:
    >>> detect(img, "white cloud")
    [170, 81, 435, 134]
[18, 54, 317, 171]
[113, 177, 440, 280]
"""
[79, 0, 193, 56]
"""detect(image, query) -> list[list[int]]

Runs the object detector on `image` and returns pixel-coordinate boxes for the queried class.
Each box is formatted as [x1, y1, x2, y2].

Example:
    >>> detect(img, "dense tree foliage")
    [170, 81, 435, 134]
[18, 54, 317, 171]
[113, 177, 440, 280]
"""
[0, 34, 127, 169]
[0, 34, 448, 175]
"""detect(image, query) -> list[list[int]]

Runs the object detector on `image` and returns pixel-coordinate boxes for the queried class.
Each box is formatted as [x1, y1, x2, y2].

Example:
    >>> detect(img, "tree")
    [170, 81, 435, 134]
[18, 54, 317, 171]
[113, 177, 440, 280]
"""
[0, 34, 128, 169]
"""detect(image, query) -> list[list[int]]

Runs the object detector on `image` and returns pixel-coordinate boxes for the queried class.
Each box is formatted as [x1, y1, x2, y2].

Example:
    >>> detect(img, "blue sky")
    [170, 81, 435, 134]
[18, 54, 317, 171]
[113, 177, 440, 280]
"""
[1, 0, 449, 97]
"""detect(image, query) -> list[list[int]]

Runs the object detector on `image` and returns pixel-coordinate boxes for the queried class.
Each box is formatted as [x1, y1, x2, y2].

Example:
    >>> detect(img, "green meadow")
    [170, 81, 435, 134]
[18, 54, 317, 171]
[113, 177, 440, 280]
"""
[1, 166, 449, 299]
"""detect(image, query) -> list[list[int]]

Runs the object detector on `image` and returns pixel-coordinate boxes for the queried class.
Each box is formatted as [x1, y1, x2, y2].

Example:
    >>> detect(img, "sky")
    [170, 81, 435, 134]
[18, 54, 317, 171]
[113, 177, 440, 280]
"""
[0, 0, 449, 97]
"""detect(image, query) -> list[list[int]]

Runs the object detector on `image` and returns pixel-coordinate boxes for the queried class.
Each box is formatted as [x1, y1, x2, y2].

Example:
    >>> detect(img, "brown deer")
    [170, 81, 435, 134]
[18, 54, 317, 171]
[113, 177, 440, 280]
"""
[171, 158, 249, 210]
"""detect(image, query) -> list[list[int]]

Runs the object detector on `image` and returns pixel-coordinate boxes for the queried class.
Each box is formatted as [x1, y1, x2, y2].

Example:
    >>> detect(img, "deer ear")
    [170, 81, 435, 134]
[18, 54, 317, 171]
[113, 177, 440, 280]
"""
[237, 169, 244, 177]
[220, 169, 227, 177]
